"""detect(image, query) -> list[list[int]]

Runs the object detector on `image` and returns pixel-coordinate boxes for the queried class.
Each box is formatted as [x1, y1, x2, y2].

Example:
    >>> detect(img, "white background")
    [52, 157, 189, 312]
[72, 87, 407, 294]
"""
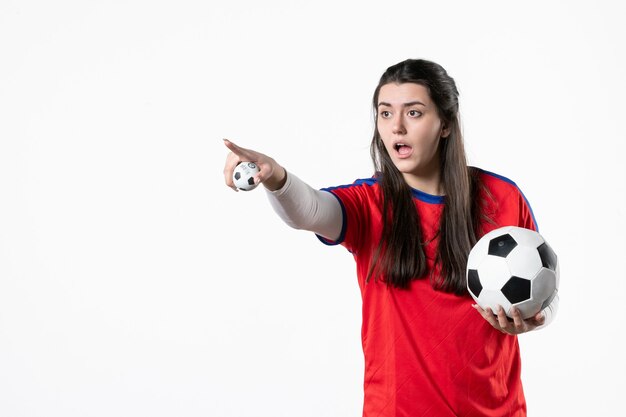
[1, 1, 624, 416]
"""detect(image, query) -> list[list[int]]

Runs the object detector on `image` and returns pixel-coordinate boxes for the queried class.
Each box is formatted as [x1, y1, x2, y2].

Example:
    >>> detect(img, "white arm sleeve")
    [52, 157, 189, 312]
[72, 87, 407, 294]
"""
[534, 292, 559, 331]
[265, 171, 343, 242]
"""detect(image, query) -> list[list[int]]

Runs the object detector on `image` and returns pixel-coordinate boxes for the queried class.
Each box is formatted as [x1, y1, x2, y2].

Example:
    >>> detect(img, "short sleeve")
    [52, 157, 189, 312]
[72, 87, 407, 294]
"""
[480, 169, 538, 232]
[315, 179, 377, 255]
[515, 186, 539, 232]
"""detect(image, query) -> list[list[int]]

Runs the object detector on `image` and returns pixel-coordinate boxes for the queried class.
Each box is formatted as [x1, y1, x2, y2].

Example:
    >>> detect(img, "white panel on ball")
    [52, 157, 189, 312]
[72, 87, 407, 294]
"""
[513, 297, 543, 319]
[531, 268, 557, 305]
[466, 232, 491, 269]
[507, 246, 543, 279]
[476, 255, 511, 290]
[480, 289, 512, 315]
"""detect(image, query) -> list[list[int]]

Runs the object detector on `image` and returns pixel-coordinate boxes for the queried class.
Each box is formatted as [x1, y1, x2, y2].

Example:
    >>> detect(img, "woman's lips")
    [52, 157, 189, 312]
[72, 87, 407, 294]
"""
[394, 144, 413, 159]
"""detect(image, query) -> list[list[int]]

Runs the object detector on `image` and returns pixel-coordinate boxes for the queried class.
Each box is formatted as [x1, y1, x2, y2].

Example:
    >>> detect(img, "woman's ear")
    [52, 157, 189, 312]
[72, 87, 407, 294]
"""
[441, 124, 450, 138]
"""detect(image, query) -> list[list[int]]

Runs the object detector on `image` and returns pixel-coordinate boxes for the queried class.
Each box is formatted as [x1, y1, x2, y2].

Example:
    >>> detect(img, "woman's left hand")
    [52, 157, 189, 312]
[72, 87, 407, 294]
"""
[472, 304, 545, 335]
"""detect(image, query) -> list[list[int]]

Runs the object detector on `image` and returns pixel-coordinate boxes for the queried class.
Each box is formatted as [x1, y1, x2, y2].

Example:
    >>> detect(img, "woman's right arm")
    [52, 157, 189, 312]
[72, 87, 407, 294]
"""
[223, 139, 342, 241]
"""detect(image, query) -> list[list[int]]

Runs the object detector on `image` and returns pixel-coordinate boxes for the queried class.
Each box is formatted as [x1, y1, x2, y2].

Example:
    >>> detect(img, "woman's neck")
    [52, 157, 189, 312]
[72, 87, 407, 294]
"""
[403, 173, 444, 196]
[401, 159, 444, 196]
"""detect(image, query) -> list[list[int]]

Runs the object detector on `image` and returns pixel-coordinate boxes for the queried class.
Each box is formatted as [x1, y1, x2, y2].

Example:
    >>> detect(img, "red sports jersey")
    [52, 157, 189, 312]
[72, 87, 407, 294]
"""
[317, 169, 538, 417]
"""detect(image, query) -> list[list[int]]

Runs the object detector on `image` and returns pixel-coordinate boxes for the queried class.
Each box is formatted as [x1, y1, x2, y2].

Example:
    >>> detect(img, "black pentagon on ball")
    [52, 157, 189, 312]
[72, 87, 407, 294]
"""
[488, 233, 518, 258]
[247, 177, 255, 186]
[234, 172, 241, 180]
[537, 242, 558, 271]
[501, 276, 531, 304]
[467, 269, 482, 297]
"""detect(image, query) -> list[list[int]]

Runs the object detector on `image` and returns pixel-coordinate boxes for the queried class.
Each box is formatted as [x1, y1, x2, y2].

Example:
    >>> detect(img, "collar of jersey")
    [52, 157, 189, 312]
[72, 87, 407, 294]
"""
[355, 177, 445, 204]
[411, 187, 445, 204]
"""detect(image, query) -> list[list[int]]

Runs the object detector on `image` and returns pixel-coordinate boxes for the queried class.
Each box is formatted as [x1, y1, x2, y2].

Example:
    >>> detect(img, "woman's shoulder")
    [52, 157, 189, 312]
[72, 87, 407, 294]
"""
[319, 176, 383, 227]
[472, 166, 525, 197]
[472, 166, 538, 229]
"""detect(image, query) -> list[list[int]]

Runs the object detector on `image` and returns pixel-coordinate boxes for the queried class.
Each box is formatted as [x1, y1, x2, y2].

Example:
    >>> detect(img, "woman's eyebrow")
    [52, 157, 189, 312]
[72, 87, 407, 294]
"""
[377, 101, 426, 107]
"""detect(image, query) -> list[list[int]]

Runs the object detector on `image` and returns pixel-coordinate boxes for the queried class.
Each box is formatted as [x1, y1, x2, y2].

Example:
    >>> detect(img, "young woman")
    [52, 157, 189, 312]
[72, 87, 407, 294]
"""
[223, 59, 558, 417]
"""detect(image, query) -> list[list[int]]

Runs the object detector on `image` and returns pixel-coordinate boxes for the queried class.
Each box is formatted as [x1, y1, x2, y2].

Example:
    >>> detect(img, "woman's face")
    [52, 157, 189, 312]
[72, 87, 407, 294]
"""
[376, 82, 449, 187]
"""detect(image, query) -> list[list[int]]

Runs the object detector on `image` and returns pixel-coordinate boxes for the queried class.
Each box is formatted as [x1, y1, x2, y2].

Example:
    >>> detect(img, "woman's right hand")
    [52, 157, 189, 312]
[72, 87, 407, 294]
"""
[223, 139, 287, 192]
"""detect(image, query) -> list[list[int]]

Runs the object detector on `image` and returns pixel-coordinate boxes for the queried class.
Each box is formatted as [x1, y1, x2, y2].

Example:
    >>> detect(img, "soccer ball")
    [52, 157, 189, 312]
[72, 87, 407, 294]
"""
[233, 162, 260, 191]
[466, 226, 559, 319]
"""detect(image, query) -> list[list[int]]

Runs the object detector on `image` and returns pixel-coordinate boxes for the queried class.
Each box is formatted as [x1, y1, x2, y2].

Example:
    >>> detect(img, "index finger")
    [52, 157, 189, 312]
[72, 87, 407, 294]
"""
[473, 304, 500, 329]
[223, 139, 257, 161]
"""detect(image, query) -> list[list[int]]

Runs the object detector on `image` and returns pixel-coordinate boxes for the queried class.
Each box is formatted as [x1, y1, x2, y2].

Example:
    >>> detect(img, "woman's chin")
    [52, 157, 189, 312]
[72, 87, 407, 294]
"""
[393, 159, 421, 174]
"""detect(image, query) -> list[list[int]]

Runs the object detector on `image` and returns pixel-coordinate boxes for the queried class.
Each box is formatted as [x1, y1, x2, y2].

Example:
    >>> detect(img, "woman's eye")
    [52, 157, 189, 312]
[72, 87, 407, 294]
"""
[380, 111, 391, 118]
[408, 110, 421, 117]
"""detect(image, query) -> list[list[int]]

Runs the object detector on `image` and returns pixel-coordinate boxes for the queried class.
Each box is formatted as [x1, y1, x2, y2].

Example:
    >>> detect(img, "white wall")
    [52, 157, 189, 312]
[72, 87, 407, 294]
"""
[1, 1, 624, 416]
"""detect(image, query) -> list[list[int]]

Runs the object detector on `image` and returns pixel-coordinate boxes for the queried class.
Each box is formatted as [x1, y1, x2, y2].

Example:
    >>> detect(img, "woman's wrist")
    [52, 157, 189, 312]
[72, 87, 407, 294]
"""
[262, 164, 287, 191]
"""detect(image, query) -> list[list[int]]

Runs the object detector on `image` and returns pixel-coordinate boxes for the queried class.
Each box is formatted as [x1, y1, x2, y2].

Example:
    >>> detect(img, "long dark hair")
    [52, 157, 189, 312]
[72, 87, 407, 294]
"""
[368, 59, 485, 294]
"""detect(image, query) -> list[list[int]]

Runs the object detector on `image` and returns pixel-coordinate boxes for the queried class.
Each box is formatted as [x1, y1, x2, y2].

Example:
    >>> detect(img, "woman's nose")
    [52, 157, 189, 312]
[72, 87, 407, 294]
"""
[392, 117, 406, 134]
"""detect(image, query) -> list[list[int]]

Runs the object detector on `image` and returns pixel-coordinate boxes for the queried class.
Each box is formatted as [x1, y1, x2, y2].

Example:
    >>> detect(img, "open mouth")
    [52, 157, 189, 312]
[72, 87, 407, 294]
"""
[394, 143, 413, 157]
